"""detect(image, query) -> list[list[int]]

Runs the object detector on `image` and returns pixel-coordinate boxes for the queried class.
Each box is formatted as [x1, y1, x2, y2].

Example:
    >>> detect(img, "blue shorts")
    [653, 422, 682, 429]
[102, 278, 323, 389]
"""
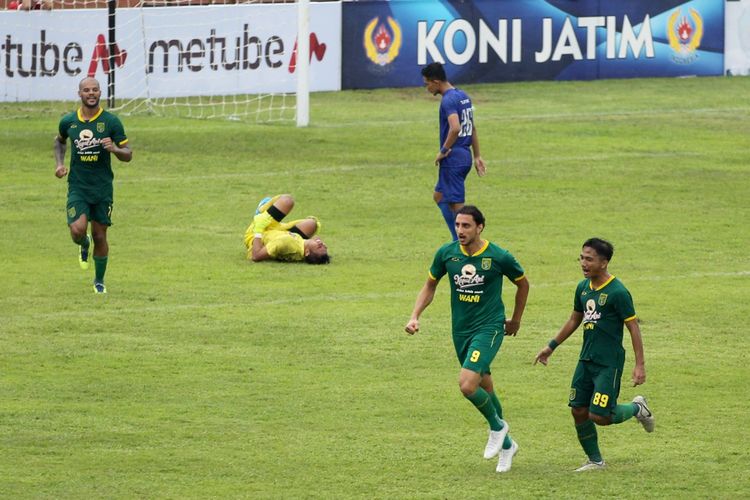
[435, 165, 471, 204]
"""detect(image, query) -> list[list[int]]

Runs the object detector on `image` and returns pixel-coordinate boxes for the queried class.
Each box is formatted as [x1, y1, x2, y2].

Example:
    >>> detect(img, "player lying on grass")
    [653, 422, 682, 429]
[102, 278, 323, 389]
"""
[244, 194, 330, 264]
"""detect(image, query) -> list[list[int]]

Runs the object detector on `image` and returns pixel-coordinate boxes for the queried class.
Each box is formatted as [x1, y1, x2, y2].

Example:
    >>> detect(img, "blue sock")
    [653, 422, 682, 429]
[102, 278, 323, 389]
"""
[437, 202, 457, 240]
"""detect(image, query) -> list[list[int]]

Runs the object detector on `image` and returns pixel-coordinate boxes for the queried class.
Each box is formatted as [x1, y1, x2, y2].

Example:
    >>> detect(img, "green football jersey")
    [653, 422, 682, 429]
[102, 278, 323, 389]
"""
[573, 276, 637, 368]
[429, 240, 525, 336]
[58, 107, 128, 201]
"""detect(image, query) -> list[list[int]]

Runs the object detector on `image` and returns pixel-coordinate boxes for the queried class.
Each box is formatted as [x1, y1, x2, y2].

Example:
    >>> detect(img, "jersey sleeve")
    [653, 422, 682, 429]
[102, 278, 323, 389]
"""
[613, 288, 637, 321]
[58, 115, 69, 140]
[428, 246, 447, 281]
[110, 115, 128, 147]
[499, 251, 525, 282]
[573, 281, 585, 312]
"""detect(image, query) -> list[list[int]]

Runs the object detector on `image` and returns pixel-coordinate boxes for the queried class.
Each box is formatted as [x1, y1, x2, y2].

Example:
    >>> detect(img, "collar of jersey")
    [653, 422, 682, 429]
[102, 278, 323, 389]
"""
[460, 239, 489, 257]
[589, 275, 615, 291]
[77, 107, 104, 122]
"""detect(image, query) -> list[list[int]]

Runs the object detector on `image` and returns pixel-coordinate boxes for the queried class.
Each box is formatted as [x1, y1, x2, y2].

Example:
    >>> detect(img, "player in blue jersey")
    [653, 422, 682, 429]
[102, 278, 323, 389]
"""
[421, 62, 486, 240]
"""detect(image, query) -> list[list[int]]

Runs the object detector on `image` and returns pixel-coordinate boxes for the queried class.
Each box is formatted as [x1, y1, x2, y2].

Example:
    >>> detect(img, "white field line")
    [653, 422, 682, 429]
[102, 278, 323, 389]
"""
[7, 270, 748, 320]
[113, 150, 706, 184]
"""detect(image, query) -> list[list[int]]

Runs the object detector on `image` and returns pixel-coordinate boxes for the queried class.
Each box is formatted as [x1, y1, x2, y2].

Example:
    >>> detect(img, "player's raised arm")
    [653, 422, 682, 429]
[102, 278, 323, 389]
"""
[405, 276, 439, 335]
[534, 310, 583, 365]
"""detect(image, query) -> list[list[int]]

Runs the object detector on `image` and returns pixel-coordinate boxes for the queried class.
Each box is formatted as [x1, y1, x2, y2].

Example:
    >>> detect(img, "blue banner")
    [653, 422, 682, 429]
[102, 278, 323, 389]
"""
[342, 0, 724, 89]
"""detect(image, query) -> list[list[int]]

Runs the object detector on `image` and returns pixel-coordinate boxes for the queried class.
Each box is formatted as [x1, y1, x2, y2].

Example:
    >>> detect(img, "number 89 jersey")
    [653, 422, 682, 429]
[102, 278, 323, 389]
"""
[429, 240, 525, 336]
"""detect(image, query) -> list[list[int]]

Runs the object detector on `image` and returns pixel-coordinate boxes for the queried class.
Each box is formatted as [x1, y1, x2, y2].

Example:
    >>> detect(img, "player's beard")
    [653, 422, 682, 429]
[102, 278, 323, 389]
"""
[82, 96, 100, 109]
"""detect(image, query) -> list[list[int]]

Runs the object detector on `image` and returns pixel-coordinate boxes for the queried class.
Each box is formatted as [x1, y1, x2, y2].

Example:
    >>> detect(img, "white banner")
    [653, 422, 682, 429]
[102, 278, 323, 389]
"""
[725, 0, 750, 75]
[0, 2, 341, 102]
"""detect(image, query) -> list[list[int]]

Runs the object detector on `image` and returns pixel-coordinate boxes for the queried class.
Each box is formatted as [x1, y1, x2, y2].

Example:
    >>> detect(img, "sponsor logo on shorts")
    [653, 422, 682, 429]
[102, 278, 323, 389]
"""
[68, 207, 76, 218]
[569, 388, 576, 401]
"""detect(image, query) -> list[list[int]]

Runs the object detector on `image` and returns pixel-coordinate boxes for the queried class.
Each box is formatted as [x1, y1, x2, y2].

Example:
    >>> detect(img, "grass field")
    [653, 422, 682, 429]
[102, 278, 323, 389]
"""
[1, 76, 749, 498]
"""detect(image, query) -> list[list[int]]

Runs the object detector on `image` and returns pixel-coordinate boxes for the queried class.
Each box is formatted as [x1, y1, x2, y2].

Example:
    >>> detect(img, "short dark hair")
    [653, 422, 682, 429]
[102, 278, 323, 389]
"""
[456, 205, 485, 227]
[304, 252, 330, 265]
[583, 238, 614, 261]
[421, 62, 447, 82]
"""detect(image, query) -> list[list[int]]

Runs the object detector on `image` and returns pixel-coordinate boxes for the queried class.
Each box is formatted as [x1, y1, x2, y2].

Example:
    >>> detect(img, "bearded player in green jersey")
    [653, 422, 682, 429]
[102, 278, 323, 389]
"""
[405, 205, 529, 473]
[54, 77, 132, 294]
[534, 238, 654, 471]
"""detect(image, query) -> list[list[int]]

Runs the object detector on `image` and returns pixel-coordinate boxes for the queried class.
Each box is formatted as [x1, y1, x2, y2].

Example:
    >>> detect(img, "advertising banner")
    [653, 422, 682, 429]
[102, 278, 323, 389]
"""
[0, 2, 341, 102]
[342, 0, 724, 89]
[725, 0, 750, 75]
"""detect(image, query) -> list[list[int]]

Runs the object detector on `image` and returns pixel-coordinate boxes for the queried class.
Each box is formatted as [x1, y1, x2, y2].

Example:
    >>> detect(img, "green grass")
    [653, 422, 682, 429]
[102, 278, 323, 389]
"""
[1, 76, 749, 498]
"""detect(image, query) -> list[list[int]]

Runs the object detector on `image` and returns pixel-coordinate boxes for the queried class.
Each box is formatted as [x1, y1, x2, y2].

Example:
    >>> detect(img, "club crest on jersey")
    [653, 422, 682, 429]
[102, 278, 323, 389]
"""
[453, 263, 485, 289]
[481, 258, 491, 270]
[598, 293, 608, 306]
[363, 16, 402, 66]
[96, 122, 105, 133]
[583, 299, 601, 322]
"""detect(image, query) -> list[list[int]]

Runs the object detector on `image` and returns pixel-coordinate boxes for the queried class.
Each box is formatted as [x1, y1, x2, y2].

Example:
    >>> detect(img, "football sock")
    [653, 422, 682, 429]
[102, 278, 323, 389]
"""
[75, 233, 90, 247]
[488, 390, 513, 449]
[612, 402, 638, 424]
[437, 202, 457, 240]
[267, 205, 286, 222]
[465, 388, 504, 431]
[290, 226, 310, 238]
[94, 256, 108, 283]
[575, 420, 602, 462]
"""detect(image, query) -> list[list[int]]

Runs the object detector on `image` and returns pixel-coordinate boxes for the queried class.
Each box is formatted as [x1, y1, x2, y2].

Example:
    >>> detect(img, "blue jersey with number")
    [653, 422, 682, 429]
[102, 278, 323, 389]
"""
[439, 88, 474, 168]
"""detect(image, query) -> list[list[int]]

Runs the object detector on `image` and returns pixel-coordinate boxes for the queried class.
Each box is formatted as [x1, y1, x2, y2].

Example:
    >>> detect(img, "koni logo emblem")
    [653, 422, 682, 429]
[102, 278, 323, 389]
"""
[667, 8, 703, 64]
[363, 16, 402, 66]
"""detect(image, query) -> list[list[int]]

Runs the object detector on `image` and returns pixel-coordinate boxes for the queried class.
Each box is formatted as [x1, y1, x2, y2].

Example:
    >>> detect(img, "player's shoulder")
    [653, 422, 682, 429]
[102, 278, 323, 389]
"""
[436, 240, 460, 255]
[575, 278, 590, 292]
[486, 241, 514, 259]
[607, 276, 632, 294]
[101, 109, 123, 123]
[59, 110, 76, 125]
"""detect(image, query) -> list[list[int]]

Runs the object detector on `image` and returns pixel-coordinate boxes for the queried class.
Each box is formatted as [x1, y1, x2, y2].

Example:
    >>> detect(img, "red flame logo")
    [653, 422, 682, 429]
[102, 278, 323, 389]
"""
[677, 16, 693, 43]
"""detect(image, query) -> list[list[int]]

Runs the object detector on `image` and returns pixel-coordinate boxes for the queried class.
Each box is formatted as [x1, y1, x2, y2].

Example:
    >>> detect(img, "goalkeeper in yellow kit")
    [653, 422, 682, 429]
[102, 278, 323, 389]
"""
[244, 194, 330, 264]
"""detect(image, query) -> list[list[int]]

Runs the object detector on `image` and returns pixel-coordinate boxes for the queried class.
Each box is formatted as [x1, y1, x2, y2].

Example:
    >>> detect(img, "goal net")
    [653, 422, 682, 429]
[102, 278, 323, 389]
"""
[0, 0, 340, 125]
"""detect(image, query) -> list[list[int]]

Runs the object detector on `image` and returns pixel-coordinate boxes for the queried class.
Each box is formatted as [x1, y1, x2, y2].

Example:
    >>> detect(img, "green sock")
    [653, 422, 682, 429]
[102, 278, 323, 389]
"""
[575, 420, 602, 462]
[488, 390, 513, 449]
[94, 256, 108, 283]
[612, 402, 638, 424]
[76, 234, 90, 248]
[465, 388, 504, 431]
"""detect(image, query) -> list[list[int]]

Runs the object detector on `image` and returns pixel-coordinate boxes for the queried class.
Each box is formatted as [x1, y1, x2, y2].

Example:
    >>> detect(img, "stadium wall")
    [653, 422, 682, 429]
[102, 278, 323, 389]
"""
[341, 0, 725, 89]
[725, 0, 750, 75]
[0, 2, 341, 102]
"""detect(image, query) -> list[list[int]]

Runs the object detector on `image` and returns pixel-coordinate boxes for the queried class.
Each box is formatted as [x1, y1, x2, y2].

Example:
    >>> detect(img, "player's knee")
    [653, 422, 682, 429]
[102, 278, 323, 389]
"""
[69, 222, 86, 241]
[433, 191, 443, 204]
[589, 413, 612, 426]
[571, 406, 588, 419]
[91, 231, 107, 246]
[459, 380, 478, 397]
[276, 194, 294, 211]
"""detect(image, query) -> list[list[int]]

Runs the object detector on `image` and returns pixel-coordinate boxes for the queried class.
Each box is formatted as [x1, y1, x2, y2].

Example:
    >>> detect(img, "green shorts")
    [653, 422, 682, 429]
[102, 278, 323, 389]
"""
[66, 190, 113, 226]
[568, 360, 623, 416]
[453, 326, 504, 376]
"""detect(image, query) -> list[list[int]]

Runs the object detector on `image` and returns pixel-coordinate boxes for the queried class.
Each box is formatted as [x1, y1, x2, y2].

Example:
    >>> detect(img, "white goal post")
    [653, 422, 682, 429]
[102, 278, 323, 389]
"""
[0, 0, 341, 125]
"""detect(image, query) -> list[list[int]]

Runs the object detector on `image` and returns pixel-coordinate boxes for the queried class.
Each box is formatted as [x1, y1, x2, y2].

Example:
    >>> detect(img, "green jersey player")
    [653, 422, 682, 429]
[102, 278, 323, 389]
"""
[405, 205, 529, 473]
[534, 238, 655, 471]
[54, 77, 132, 294]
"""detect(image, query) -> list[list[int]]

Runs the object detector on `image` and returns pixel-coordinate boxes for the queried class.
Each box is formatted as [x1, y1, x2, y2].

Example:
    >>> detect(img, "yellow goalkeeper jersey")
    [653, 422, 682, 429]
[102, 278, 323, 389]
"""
[263, 230, 305, 261]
